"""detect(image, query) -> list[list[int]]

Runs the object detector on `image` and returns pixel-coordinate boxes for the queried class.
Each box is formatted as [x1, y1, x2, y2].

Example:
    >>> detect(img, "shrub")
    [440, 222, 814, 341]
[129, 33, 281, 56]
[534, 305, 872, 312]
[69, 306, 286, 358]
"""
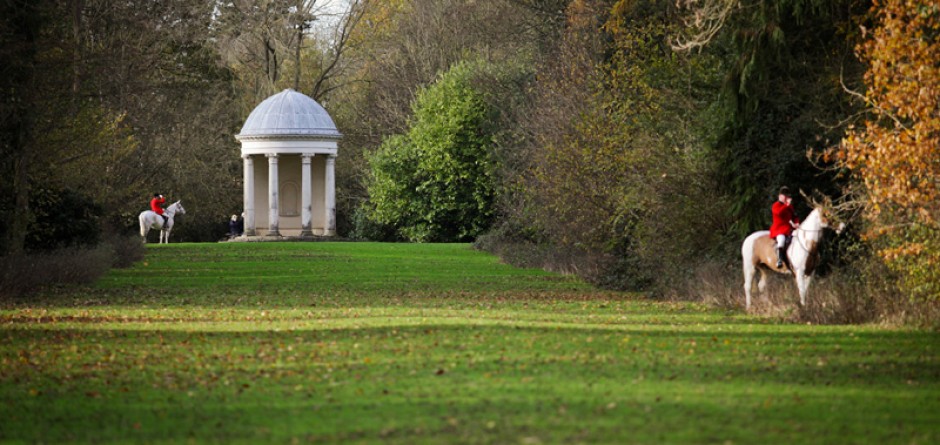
[362, 60, 501, 242]
[4, 185, 103, 252]
[474, 228, 641, 289]
[676, 252, 939, 327]
[0, 243, 117, 299]
[104, 234, 146, 268]
[349, 206, 401, 242]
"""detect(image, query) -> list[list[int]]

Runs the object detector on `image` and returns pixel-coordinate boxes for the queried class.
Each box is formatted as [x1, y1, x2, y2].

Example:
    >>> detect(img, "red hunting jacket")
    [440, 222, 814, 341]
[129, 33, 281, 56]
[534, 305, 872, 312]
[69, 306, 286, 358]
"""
[770, 201, 799, 238]
[150, 196, 166, 215]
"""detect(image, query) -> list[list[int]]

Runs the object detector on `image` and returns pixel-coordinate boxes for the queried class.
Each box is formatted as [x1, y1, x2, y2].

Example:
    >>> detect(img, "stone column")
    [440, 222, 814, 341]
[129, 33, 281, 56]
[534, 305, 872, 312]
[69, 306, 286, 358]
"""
[266, 153, 280, 236]
[324, 154, 336, 236]
[300, 154, 313, 237]
[242, 155, 256, 236]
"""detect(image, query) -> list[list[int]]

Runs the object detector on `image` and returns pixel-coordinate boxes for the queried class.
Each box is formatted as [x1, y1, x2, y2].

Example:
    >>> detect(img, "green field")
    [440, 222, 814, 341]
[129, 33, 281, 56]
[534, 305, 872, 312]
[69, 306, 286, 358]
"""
[2, 242, 938, 444]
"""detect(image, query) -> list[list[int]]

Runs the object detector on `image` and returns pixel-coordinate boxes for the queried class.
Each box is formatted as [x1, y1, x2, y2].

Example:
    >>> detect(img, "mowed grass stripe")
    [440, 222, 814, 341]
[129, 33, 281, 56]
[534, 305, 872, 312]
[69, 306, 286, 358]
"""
[96, 243, 579, 291]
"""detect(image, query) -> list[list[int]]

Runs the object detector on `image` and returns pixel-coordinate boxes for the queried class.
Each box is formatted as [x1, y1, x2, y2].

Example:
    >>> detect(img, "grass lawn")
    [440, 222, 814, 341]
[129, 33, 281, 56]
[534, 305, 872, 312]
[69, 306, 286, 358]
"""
[1, 242, 938, 444]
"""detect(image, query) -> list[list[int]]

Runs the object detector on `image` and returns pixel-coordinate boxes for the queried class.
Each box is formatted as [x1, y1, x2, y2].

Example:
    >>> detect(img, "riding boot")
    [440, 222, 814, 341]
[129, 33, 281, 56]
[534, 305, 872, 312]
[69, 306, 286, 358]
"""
[162, 215, 168, 226]
[775, 247, 785, 268]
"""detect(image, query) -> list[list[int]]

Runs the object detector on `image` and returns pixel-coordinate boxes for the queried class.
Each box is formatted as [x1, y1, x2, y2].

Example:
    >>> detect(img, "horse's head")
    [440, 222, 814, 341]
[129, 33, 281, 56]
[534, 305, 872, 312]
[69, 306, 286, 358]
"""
[816, 206, 831, 229]
[802, 189, 848, 235]
[166, 200, 185, 216]
[816, 204, 848, 235]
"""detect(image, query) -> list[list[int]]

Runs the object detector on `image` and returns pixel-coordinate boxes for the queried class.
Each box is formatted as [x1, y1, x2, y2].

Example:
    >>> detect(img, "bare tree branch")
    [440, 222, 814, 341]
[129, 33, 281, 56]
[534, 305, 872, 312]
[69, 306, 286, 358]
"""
[671, 0, 739, 52]
[310, 0, 366, 101]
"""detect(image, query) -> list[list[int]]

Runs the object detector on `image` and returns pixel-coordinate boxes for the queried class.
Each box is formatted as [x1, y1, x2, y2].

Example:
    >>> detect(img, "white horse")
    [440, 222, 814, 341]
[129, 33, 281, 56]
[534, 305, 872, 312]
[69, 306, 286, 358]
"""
[139, 200, 186, 244]
[741, 208, 844, 310]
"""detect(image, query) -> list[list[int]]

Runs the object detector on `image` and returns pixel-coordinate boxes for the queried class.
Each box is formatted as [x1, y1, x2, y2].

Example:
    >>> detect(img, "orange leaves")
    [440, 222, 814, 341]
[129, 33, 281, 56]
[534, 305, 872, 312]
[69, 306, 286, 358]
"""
[839, 0, 940, 301]
[841, 0, 940, 225]
[880, 242, 925, 262]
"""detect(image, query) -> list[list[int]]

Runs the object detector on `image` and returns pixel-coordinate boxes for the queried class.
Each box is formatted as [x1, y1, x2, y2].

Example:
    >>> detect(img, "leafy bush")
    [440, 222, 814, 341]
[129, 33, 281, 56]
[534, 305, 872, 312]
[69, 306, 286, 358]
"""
[361, 60, 499, 242]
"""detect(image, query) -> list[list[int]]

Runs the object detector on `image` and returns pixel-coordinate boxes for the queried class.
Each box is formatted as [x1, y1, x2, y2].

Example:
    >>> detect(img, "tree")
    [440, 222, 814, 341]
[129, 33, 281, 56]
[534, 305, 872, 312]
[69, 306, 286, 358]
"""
[713, 0, 867, 236]
[69, 0, 241, 240]
[330, 0, 562, 235]
[362, 61, 498, 242]
[303, 0, 370, 101]
[0, 1, 44, 255]
[840, 0, 940, 302]
[1, 0, 143, 252]
[1, 0, 244, 249]
[512, 0, 726, 289]
[667, 1, 868, 236]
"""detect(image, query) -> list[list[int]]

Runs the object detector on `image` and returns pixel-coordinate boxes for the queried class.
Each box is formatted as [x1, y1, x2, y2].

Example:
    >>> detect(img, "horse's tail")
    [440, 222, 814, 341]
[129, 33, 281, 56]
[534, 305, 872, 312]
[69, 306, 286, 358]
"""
[741, 234, 754, 265]
[139, 213, 148, 238]
[741, 231, 768, 276]
[741, 235, 753, 277]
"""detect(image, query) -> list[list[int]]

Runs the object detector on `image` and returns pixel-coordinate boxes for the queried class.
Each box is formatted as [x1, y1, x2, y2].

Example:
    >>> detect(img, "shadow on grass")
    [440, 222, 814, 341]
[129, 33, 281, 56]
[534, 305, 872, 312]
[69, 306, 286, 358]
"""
[5, 324, 939, 389]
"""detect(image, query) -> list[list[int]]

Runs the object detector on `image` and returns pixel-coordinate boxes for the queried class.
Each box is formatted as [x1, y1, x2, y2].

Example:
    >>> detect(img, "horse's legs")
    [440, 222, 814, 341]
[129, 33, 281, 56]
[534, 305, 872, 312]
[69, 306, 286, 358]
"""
[757, 269, 768, 296]
[162, 228, 171, 244]
[796, 272, 811, 306]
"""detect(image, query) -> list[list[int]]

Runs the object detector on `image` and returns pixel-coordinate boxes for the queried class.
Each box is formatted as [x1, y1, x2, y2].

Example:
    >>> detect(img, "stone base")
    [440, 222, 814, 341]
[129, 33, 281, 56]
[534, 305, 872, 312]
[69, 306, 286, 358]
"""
[223, 234, 340, 243]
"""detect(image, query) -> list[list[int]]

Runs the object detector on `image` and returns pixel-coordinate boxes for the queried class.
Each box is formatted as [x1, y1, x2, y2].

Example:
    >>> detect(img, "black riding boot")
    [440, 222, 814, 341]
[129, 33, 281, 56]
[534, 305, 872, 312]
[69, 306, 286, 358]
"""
[162, 215, 168, 226]
[775, 247, 785, 268]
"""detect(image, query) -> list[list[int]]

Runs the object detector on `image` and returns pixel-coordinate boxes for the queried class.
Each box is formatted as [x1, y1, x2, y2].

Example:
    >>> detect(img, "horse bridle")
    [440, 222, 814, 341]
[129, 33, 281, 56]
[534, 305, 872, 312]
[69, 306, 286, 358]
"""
[793, 226, 824, 253]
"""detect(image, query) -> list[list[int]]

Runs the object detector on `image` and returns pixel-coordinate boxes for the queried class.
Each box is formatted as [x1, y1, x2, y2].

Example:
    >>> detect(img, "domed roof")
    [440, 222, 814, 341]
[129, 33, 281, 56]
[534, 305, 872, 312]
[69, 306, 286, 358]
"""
[237, 89, 342, 139]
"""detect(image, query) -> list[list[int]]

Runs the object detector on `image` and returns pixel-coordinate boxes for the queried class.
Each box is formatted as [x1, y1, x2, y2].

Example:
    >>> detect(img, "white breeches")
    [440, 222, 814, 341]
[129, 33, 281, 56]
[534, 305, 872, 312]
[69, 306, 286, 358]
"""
[776, 234, 788, 248]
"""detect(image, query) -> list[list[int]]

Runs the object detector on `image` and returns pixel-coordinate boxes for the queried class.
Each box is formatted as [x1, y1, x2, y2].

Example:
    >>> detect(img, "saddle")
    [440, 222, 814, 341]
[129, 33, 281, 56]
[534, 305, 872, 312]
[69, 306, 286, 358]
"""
[149, 210, 168, 227]
[756, 235, 792, 272]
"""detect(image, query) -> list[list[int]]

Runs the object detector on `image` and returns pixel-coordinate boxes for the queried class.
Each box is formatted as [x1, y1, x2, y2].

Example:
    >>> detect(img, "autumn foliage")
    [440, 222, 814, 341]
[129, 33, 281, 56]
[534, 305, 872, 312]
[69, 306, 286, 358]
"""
[840, 0, 940, 302]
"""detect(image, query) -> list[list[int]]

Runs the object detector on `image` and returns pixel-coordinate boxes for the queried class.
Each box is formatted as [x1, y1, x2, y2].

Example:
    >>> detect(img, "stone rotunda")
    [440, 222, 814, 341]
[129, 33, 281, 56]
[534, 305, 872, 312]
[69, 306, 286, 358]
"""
[236, 89, 341, 239]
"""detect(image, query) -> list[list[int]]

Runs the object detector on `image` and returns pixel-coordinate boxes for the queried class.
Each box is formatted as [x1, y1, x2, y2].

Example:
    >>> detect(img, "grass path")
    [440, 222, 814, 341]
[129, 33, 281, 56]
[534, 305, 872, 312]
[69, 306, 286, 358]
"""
[1, 242, 938, 444]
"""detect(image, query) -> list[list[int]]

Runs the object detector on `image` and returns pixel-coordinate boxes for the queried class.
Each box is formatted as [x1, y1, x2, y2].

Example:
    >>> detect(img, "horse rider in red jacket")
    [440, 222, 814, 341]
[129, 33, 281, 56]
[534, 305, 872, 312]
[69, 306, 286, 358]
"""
[151, 193, 167, 226]
[770, 186, 800, 268]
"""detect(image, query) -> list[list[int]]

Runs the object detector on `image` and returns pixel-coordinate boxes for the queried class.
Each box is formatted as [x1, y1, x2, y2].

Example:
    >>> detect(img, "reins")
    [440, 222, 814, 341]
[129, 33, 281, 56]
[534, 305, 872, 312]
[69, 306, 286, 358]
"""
[792, 215, 825, 254]
[163, 202, 183, 219]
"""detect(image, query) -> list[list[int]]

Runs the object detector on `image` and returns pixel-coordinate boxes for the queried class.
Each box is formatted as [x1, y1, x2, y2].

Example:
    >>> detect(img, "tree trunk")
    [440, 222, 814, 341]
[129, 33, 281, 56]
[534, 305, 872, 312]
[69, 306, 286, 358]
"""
[2, 1, 40, 255]
[8, 123, 31, 256]
[294, 21, 302, 90]
[71, 0, 84, 100]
